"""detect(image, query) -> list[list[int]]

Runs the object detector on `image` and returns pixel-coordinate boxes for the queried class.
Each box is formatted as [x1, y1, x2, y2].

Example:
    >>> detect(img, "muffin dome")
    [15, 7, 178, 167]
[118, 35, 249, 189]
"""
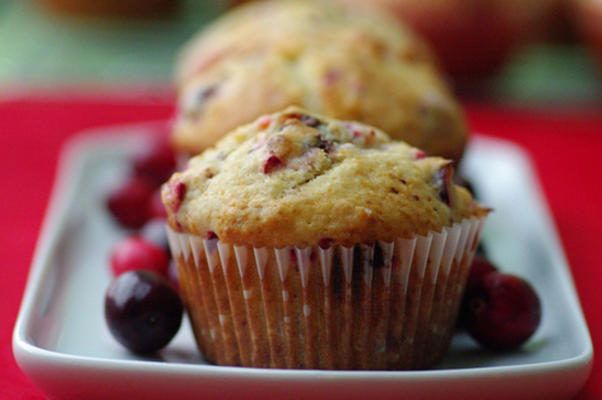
[173, 0, 468, 161]
[163, 107, 483, 248]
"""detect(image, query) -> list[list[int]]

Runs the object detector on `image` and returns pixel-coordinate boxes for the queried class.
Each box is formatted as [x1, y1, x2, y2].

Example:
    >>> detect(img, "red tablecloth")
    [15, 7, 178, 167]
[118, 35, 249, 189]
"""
[1, 94, 600, 399]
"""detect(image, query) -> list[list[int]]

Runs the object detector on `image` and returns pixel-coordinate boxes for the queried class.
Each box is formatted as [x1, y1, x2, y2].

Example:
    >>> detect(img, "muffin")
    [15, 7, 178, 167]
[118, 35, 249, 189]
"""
[163, 107, 488, 370]
[172, 0, 468, 161]
[335, 0, 557, 77]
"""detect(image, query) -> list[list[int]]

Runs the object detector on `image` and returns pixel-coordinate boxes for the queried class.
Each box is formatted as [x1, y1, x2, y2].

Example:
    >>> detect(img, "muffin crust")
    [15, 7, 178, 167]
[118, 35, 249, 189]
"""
[173, 0, 468, 161]
[163, 107, 484, 248]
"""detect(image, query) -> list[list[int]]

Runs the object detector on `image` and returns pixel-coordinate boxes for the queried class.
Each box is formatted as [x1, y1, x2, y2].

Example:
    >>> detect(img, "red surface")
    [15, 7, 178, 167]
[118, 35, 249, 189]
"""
[0, 95, 600, 399]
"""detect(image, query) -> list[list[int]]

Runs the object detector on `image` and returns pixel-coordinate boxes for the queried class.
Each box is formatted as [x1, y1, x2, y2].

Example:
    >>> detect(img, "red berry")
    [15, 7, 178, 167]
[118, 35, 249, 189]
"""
[464, 272, 542, 350]
[466, 256, 498, 292]
[105, 270, 183, 354]
[413, 149, 426, 160]
[147, 189, 167, 219]
[133, 135, 177, 186]
[106, 176, 154, 229]
[263, 154, 282, 174]
[458, 256, 498, 327]
[175, 182, 187, 202]
[110, 236, 170, 278]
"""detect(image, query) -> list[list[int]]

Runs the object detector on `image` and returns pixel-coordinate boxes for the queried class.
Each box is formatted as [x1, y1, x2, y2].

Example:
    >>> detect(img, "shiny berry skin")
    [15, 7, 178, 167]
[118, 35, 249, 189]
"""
[132, 135, 177, 186]
[106, 176, 154, 229]
[110, 236, 170, 278]
[458, 256, 498, 327]
[105, 270, 183, 354]
[464, 272, 542, 350]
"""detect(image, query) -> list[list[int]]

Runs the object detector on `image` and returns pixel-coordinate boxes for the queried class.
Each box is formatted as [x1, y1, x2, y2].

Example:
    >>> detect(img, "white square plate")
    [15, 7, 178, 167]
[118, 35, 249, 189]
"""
[13, 123, 593, 400]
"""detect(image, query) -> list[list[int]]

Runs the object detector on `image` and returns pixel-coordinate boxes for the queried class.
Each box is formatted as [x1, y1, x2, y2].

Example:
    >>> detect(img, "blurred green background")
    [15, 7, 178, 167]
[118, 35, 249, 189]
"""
[0, 0, 600, 105]
[0, 1, 224, 87]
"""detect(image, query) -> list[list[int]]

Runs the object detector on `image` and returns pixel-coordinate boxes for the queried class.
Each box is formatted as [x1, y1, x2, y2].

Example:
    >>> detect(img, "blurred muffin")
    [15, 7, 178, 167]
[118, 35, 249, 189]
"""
[173, 0, 468, 161]
[163, 107, 488, 369]
[337, 0, 559, 77]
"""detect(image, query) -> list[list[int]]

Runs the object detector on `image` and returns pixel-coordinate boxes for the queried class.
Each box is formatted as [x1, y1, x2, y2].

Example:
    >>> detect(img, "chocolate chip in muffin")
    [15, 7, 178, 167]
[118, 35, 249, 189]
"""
[412, 149, 426, 160]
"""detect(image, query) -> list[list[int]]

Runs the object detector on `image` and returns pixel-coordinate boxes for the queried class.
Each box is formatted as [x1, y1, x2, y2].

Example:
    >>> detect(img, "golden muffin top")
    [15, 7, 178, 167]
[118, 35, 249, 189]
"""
[163, 107, 485, 248]
[172, 0, 468, 161]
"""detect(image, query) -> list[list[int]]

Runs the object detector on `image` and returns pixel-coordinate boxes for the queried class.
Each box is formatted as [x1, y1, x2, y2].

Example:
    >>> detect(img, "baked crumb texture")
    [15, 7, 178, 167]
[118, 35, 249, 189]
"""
[163, 107, 485, 248]
[173, 0, 468, 161]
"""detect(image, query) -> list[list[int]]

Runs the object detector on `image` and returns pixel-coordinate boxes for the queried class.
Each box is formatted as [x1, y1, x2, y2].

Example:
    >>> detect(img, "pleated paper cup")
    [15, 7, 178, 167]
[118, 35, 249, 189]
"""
[166, 216, 486, 370]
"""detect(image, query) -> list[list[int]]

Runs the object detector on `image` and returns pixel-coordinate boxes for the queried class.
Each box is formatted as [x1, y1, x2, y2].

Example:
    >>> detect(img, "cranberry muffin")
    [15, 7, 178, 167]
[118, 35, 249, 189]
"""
[163, 107, 488, 369]
[173, 0, 468, 161]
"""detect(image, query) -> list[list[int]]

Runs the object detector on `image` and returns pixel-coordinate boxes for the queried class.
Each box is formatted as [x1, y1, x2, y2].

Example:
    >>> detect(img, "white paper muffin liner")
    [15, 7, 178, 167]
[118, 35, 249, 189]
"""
[166, 216, 486, 370]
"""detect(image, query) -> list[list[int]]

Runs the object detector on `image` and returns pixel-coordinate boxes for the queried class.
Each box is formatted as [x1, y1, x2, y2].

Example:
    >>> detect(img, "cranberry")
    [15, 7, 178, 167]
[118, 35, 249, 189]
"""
[106, 176, 154, 229]
[175, 182, 187, 202]
[132, 135, 177, 186]
[140, 219, 170, 257]
[458, 256, 498, 327]
[147, 189, 167, 219]
[110, 235, 170, 278]
[434, 164, 454, 206]
[464, 272, 542, 350]
[105, 270, 183, 354]
[466, 256, 498, 293]
[413, 149, 426, 160]
[263, 154, 282, 174]
[165, 180, 188, 213]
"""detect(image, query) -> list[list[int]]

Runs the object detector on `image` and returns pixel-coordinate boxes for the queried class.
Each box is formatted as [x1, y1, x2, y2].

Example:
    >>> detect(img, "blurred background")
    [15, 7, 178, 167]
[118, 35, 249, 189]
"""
[0, 0, 600, 106]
